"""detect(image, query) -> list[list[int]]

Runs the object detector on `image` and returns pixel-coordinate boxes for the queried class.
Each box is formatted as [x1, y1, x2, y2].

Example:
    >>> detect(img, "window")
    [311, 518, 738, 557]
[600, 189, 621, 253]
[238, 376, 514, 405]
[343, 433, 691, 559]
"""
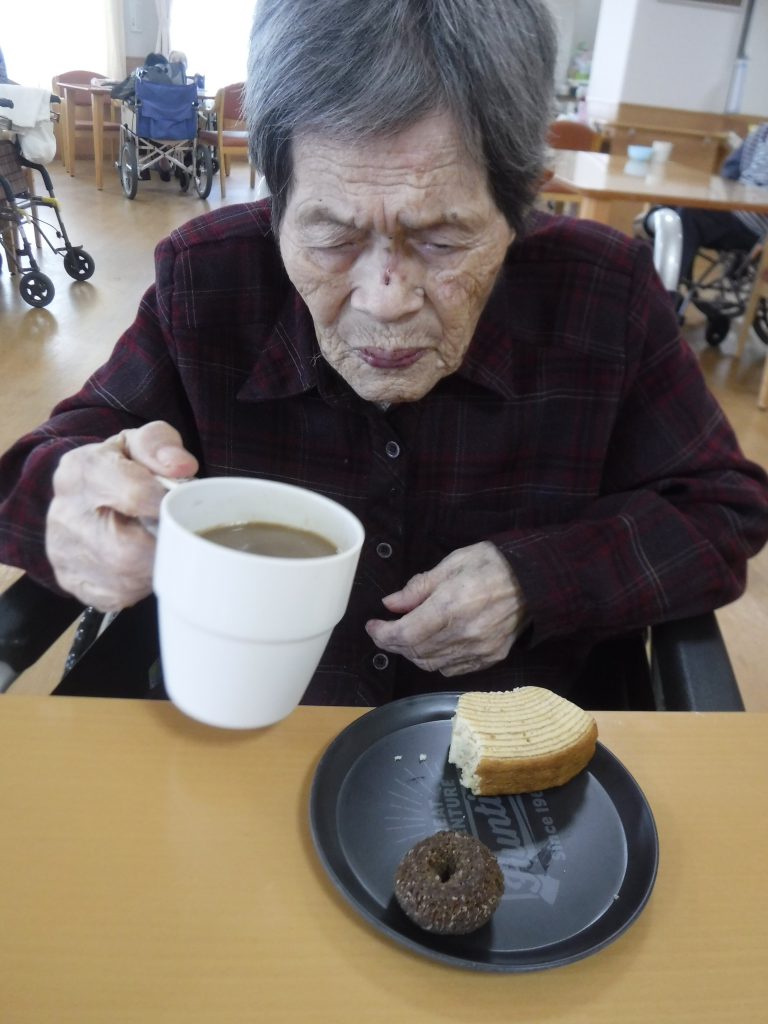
[170, 1, 255, 93]
[3, 2, 111, 88]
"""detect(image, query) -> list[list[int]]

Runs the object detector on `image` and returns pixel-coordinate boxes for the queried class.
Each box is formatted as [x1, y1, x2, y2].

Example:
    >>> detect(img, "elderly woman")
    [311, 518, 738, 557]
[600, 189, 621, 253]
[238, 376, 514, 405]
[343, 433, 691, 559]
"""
[1, 0, 767, 705]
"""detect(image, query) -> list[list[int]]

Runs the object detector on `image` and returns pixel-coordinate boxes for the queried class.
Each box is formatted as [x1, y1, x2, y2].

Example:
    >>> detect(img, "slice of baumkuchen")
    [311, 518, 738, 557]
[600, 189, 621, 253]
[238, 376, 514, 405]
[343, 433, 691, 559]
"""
[447, 688, 598, 796]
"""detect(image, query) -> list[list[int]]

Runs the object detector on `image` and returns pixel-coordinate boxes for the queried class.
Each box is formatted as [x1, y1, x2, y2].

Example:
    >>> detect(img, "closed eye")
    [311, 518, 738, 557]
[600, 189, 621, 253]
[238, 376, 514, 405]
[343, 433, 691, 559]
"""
[309, 235, 363, 250]
[307, 238, 363, 258]
[413, 240, 461, 256]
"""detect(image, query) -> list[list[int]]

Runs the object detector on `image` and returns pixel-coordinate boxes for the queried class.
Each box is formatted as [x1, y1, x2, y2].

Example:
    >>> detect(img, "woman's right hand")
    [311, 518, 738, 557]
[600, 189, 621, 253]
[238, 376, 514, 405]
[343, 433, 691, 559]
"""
[45, 421, 199, 611]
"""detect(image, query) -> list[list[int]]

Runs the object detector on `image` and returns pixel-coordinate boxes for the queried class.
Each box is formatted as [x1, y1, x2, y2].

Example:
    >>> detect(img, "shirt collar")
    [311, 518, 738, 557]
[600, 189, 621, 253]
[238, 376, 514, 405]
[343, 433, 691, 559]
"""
[452, 264, 518, 399]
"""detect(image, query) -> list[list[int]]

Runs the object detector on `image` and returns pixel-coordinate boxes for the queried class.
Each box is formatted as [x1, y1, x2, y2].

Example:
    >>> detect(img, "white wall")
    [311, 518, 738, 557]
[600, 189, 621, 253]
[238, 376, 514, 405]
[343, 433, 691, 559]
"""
[123, 0, 158, 59]
[741, 0, 768, 114]
[547, 0, 603, 90]
[574, 0, 604, 50]
[589, 0, 768, 118]
[587, 0, 641, 118]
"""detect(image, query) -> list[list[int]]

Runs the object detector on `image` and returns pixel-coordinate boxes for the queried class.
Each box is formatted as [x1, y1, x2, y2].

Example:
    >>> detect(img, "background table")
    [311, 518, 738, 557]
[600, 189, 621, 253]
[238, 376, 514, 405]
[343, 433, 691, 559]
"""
[596, 120, 732, 174]
[1, 698, 766, 1022]
[551, 150, 768, 225]
[57, 82, 120, 190]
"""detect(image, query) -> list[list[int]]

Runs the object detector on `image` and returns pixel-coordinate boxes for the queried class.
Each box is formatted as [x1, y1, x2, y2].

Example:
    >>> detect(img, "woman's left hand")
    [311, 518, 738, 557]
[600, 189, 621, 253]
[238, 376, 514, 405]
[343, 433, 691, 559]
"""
[365, 541, 528, 676]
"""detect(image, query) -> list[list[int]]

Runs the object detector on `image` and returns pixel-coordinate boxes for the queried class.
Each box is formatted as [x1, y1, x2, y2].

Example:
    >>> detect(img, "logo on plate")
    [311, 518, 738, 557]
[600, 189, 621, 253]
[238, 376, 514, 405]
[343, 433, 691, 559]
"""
[385, 757, 565, 905]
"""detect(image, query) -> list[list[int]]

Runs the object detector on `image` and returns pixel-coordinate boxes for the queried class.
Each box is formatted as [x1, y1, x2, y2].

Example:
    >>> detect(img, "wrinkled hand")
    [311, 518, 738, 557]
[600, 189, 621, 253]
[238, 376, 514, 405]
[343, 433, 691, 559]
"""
[45, 421, 198, 612]
[365, 541, 527, 676]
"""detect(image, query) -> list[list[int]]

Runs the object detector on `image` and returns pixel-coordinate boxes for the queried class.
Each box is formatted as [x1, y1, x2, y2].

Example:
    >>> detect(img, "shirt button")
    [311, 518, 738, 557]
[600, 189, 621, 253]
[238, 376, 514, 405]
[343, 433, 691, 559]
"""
[376, 542, 393, 559]
[372, 653, 389, 670]
[385, 440, 400, 459]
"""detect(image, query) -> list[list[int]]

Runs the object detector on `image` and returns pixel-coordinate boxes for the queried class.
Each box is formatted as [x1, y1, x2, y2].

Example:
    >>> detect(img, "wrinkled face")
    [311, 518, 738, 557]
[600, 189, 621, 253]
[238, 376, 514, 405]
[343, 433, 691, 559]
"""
[278, 112, 514, 403]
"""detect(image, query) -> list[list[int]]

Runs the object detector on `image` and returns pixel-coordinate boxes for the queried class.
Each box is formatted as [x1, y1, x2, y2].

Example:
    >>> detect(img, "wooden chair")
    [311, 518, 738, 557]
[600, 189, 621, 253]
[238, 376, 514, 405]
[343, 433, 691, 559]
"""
[547, 121, 604, 153]
[539, 120, 604, 215]
[198, 82, 256, 198]
[52, 70, 120, 176]
[735, 243, 768, 409]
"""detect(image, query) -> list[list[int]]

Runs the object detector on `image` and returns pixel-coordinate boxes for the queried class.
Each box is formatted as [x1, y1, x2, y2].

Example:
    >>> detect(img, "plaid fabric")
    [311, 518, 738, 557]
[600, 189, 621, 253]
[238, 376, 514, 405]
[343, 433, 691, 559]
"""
[2, 202, 767, 705]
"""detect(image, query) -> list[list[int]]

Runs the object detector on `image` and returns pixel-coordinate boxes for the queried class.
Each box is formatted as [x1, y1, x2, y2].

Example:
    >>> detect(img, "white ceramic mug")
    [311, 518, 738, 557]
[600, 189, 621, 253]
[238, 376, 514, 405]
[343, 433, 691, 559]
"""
[651, 140, 673, 162]
[153, 477, 364, 729]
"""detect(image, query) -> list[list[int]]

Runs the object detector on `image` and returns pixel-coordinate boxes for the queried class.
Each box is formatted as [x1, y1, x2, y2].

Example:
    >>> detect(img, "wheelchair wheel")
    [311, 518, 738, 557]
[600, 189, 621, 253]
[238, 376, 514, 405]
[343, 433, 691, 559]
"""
[705, 313, 731, 347]
[120, 139, 138, 199]
[752, 298, 768, 345]
[19, 270, 55, 308]
[63, 247, 96, 282]
[193, 142, 213, 199]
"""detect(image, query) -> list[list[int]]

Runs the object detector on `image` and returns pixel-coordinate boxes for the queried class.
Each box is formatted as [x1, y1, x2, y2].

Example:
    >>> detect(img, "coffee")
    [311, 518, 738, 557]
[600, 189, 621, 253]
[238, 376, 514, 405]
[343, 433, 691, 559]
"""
[199, 520, 337, 558]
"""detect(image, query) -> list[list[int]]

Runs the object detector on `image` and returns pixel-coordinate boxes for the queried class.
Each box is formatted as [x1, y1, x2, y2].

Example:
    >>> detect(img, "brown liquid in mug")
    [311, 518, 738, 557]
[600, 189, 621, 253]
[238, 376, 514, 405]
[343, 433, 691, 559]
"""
[199, 521, 337, 558]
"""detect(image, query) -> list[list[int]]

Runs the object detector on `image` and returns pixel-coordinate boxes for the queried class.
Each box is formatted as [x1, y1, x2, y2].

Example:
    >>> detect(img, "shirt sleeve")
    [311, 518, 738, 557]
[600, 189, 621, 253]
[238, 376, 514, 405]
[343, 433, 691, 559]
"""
[494, 250, 768, 646]
[720, 143, 743, 180]
[0, 239, 197, 593]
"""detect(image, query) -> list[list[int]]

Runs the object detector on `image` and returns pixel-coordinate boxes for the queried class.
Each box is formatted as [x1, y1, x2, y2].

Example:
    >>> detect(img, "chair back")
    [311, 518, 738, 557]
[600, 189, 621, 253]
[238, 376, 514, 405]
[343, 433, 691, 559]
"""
[135, 79, 198, 141]
[548, 120, 602, 152]
[196, 83, 254, 197]
[220, 83, 246, 128]
[53, 70, 105, 108]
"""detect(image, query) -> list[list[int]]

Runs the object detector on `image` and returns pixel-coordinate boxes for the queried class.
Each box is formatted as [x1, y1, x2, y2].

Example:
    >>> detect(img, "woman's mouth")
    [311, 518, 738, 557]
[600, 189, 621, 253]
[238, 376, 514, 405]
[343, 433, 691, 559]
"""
[358, 347, 425, 369]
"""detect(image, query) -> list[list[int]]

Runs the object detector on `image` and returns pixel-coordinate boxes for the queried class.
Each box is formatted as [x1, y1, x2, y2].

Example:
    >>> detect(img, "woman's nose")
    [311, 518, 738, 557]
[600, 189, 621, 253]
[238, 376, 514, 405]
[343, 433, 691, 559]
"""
[350, 253, 425, 321]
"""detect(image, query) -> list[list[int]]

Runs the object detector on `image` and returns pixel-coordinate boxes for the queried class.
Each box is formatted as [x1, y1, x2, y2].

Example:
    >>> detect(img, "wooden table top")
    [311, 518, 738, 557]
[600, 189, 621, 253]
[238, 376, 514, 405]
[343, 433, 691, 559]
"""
[1, 697, 767, 1022]
[551, 150, 768, 215]
[596, 120, 731, 142]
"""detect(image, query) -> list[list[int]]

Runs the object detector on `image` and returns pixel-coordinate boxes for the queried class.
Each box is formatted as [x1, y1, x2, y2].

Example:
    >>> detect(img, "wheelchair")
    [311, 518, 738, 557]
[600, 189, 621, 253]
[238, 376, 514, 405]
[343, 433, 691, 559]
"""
[0, 573, 745, 711]
[636, 207, 768, 347]
[116, 76, 213, 200]
[678, 246, 767, 347]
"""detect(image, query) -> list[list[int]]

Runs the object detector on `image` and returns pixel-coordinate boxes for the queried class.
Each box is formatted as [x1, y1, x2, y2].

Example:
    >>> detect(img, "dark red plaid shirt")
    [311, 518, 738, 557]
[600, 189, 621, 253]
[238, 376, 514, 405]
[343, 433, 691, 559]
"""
[2, 202, 767, 704]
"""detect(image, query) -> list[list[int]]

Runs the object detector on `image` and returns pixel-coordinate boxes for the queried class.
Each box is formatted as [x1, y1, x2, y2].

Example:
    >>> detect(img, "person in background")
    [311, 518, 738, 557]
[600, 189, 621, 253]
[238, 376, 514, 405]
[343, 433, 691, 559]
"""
[168, 51, 188, 81]
[1, 0, 767, 706]
[678, 123, 768, 284]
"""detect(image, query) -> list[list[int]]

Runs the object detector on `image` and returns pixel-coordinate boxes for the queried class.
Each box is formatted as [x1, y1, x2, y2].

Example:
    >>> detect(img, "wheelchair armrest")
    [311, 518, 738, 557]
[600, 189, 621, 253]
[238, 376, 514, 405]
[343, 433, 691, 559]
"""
[0, 574, 85, 693]
[649, 611, 744, 711]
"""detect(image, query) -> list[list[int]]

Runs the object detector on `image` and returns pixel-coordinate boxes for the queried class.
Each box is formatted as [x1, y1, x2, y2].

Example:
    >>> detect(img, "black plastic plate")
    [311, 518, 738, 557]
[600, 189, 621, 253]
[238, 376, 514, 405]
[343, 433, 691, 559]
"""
[309, 692, 659, 971]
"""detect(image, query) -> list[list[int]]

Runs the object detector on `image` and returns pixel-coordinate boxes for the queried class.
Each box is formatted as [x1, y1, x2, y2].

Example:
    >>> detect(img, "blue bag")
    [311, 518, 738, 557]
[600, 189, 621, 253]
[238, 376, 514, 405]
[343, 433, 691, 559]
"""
[135, 79, 198, 140]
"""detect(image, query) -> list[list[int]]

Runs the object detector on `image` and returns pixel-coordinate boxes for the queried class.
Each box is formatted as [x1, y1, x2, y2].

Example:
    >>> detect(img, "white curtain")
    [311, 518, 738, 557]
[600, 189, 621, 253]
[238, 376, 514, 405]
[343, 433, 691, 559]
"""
[3, 1, 116, 87]
[106, 0, 127, 80]
[155, 0, 173, 57]
[169, 0, 254, 92]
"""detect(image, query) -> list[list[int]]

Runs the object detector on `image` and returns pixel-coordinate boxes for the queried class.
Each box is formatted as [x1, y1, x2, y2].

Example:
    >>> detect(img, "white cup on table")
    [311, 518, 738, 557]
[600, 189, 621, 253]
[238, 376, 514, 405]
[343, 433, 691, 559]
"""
[153, 477, 364, 729]
[651, 140, 673, 162]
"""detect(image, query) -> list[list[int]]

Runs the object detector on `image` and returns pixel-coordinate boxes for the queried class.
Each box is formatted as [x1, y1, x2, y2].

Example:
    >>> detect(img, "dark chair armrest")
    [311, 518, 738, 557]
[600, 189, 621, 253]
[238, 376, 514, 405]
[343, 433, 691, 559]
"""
[0, 574, 85, 692]
[650, 612, 744, 711]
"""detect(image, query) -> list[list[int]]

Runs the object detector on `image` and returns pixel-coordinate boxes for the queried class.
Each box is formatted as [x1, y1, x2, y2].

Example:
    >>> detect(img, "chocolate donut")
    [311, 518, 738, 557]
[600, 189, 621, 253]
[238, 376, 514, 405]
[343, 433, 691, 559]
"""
[393, 830, 504, 935]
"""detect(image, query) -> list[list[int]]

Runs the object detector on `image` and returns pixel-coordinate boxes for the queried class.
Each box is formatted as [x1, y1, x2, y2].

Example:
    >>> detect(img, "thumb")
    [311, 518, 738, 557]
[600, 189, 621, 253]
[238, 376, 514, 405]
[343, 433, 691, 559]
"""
[121, 421, 199, 478]
[381, 570, 437, 614]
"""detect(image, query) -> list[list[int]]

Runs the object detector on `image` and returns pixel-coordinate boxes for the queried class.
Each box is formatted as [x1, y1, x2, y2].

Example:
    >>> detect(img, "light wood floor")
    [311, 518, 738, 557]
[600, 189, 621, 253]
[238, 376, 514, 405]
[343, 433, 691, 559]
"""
[2, 158, 767, 707]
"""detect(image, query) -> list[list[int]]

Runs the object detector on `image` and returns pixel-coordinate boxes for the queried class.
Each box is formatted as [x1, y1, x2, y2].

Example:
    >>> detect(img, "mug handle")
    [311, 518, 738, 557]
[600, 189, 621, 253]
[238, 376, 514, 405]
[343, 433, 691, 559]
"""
[139, 475, 195, 537]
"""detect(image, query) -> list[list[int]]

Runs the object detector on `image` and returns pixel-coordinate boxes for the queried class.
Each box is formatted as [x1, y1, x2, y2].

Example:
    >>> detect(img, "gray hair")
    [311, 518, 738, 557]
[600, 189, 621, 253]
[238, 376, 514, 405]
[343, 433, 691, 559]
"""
[246, 0, 557, 235]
